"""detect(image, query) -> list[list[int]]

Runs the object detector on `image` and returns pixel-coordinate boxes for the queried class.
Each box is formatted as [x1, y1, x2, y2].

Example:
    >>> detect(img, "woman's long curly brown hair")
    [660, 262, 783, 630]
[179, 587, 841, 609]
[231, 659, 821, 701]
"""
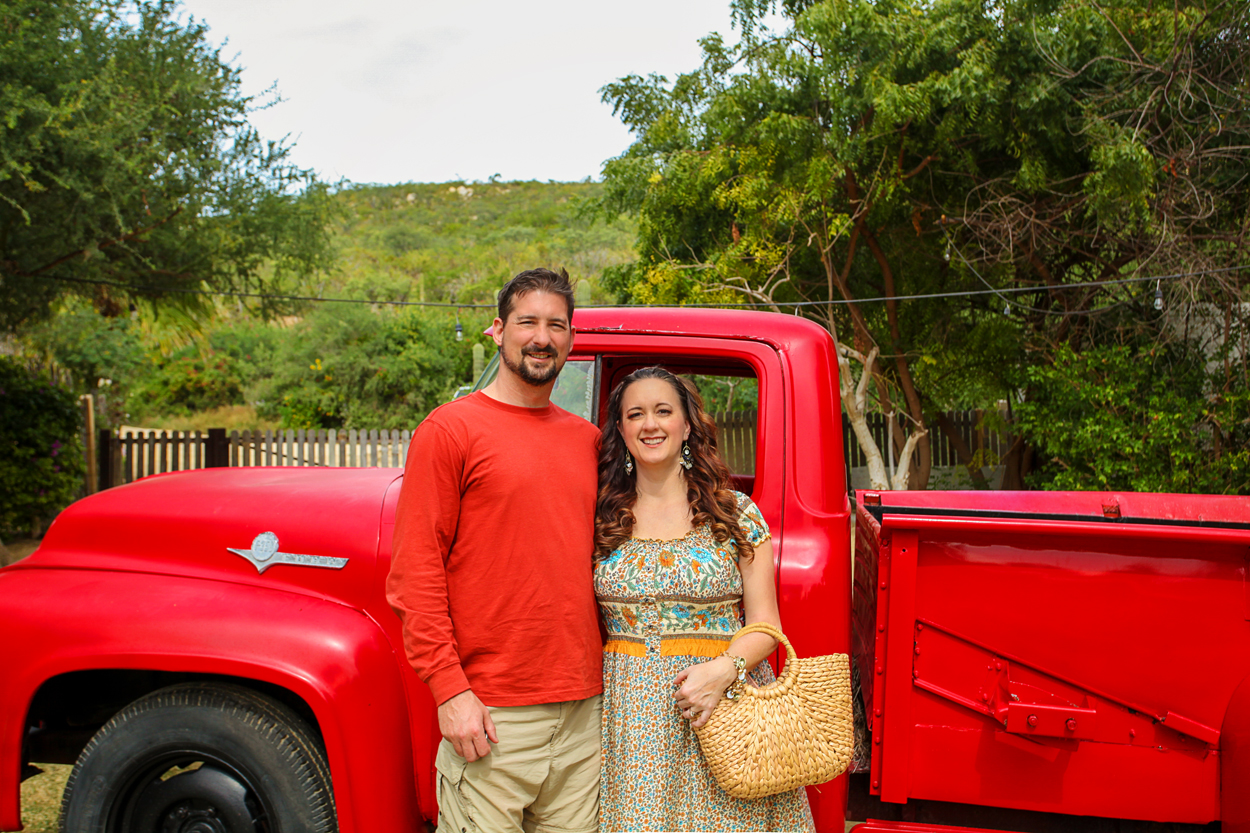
[594, 366, 755, 562]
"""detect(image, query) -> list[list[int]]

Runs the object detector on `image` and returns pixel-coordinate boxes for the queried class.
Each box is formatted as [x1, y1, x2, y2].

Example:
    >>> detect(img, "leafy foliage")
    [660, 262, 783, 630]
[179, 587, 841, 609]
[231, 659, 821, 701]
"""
[1017, 344, 1250, 494]
[596, 0, 1250, 490]
[17, 297, 145, 388]
[15, 180, 634, 430]
[131, 352, 246, 416]
[252, 304, 496, 430]
[0, 358, 84, 537]
[0, 0, 336, 330]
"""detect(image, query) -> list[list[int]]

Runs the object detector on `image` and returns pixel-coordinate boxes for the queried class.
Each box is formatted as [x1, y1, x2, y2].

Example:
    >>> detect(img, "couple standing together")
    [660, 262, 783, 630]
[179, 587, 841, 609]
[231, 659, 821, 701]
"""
[387, 268, 814, 833]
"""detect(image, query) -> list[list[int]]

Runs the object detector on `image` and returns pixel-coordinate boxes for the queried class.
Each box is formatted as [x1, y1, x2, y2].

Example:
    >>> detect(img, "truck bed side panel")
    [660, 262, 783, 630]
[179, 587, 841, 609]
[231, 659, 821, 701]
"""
[860, 492, 1250, 824]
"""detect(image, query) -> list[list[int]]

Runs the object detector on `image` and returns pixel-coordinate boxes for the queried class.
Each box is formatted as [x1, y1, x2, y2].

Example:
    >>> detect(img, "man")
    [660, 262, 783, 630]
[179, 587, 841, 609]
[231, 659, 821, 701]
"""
[386, 267, 603, 833]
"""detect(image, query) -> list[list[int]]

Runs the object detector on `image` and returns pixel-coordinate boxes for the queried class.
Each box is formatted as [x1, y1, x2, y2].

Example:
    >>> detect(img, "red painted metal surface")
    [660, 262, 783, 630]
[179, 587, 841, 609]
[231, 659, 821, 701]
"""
[1221, 675, 1250, 833]
[6, 306, 1247, 832]
[0, 468, 420, 832]
[859, 488, 1250, 825]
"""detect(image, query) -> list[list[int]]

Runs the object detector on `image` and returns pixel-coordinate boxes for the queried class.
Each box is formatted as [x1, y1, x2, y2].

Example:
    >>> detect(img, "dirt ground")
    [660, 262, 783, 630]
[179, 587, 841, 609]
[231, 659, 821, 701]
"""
[0, 538, 40, 567]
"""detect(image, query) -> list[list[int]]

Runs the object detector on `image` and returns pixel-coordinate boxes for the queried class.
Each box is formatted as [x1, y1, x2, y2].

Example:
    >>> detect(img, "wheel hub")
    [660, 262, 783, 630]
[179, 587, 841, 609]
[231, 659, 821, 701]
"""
[128, 764, 263, 832]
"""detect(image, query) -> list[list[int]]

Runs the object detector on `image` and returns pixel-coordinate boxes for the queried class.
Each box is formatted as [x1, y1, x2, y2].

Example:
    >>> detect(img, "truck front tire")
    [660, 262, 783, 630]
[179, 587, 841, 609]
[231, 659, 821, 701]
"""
[59, 682, 337, 833]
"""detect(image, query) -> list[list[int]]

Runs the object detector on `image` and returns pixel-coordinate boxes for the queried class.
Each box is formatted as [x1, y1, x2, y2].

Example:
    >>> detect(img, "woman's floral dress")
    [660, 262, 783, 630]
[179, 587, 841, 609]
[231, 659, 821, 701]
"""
[595, 492, 815, 832]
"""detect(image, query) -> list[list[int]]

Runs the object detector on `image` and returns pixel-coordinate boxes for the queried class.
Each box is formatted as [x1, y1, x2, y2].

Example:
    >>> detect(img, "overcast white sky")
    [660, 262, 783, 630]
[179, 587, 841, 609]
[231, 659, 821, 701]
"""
[178, 0, 742, 186]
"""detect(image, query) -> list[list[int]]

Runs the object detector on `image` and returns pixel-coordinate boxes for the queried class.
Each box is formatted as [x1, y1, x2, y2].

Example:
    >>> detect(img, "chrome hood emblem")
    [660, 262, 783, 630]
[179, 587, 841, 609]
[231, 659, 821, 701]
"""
[227, 532, 348, 574]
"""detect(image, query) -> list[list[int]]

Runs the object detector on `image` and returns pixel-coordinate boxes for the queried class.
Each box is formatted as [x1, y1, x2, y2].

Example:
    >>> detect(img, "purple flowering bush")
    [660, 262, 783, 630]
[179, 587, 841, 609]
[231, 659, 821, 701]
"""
[0, 357, 84, 538]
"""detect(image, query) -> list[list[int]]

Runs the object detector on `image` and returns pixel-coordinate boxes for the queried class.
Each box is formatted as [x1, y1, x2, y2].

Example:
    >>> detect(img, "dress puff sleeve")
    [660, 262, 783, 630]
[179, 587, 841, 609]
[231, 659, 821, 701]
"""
[734, 491, 772, 547]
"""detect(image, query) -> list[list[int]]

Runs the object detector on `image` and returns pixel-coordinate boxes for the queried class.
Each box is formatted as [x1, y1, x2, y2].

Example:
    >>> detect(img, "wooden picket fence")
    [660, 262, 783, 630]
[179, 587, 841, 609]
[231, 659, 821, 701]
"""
[841, 409, 1011, 469]
[98, 428, 412, 489]
[715, 409, 756, 475]
[92, 407, 1008, 492]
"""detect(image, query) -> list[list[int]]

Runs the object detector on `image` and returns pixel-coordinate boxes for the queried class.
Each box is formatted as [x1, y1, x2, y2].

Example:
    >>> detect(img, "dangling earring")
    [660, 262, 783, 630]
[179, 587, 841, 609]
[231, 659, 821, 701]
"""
[680, 442, 693, 470]
[624, 450, 634, 475]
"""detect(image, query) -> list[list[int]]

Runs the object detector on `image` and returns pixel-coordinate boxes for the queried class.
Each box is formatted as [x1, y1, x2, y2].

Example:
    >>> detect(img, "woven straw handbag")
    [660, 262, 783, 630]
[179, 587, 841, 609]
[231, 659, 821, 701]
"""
[693, 622, 853, 800]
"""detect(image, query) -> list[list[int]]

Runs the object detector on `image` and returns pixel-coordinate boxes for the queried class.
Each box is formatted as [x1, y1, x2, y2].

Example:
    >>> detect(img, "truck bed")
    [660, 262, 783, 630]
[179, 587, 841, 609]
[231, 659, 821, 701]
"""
[853, 490, 1250, 825]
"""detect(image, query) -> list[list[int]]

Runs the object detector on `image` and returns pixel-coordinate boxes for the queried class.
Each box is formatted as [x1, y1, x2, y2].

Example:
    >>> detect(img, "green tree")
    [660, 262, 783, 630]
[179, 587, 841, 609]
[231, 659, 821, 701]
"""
[0, 0, 336, 330]
[17, 297, 145, 390]
[597, 0, 1249, 489]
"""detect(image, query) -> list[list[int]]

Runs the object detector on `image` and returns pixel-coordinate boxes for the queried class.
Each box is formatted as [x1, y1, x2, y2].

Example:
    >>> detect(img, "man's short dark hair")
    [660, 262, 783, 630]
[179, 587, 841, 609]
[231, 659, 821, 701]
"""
[498, 268, 575, 323]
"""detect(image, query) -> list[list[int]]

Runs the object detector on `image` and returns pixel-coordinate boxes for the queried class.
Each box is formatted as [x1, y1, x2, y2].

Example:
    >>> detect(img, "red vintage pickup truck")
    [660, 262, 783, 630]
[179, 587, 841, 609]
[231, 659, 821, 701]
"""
[2, 307, 1249, 833]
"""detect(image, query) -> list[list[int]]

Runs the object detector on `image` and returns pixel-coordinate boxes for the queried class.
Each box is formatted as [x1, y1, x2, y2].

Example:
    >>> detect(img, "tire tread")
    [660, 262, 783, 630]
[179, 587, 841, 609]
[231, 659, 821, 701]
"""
[59, 681, 337, 833]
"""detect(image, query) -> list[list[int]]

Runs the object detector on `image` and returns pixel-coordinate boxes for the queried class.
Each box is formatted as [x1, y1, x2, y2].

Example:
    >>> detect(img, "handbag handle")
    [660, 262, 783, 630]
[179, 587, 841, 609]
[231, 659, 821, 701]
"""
[726, 622, 800, 700]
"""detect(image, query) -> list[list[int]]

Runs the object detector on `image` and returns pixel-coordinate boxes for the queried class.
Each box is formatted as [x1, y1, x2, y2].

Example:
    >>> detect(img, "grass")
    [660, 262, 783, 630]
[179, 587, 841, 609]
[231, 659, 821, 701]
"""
[127, 404, 279, 433]
[20, 765, 70, 832]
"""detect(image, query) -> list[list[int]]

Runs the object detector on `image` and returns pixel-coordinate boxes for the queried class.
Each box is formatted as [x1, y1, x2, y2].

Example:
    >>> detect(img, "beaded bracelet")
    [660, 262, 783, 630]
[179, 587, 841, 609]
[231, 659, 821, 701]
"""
[721, 651, 747, 700]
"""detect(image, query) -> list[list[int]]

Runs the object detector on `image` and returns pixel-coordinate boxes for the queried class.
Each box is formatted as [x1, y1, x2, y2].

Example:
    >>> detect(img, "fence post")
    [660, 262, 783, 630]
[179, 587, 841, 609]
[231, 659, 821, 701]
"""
[98, 428, 114, 491]
[206, 428, 229, 468]
[81, 395, 97, 495]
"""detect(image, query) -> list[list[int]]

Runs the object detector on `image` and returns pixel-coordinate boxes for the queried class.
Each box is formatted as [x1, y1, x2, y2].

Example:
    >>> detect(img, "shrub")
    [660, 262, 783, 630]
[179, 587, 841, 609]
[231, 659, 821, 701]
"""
[0, 358, 85, 538]
[255, 304, 490, 429]
[1016, 344, 1250, 494]
[131, 352, 246, 418]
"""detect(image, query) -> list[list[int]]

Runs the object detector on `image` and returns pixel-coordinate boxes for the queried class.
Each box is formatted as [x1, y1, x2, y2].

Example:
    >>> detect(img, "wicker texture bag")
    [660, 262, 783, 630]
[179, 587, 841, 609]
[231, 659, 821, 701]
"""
[693, 622, 853, 799]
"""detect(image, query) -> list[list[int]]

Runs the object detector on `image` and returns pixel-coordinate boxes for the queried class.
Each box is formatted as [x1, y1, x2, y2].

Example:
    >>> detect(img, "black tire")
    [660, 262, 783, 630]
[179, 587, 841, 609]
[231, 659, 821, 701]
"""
[59, 682, 337, 833]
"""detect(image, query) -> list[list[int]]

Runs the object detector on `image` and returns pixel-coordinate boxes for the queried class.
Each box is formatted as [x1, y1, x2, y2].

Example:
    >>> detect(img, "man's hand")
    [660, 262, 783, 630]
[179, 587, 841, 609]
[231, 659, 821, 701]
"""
[438, 689, 498, 762]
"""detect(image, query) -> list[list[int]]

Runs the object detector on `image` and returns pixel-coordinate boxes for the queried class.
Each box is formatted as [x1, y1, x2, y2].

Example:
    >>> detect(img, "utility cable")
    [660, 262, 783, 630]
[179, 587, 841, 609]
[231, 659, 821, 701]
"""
[41, 263, 1250, 311]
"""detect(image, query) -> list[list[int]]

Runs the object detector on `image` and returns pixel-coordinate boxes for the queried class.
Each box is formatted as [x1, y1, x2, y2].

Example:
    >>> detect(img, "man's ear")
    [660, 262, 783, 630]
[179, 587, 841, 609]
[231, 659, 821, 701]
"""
[491, 318, 504, 347]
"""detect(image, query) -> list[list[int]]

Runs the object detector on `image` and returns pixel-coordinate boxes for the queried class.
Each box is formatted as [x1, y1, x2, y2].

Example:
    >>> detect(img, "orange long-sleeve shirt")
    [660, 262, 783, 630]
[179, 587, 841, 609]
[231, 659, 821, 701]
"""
[386, 391, 603, 706]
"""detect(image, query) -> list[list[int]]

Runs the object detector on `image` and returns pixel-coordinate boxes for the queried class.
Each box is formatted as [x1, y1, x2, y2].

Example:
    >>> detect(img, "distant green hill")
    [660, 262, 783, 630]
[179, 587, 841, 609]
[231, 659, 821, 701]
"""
[17, 180, 640, 433]
[329, 180, 635, 307]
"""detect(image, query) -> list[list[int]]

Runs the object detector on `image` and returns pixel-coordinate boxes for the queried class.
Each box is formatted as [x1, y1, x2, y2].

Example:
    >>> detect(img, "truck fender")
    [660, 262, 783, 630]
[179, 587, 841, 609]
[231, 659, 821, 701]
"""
[0, 570, 422, 833]
[1221, 672, 1250, 831]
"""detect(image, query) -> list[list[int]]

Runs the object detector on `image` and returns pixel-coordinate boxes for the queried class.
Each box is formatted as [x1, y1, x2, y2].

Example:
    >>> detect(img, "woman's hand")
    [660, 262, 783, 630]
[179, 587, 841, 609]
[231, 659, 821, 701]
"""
[673, 656, 737, 729]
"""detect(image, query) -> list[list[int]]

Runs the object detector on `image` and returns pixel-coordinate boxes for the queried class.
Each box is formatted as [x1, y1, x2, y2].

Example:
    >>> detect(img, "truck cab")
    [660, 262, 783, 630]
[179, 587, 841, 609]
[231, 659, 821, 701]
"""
[0, 308, 853, 832]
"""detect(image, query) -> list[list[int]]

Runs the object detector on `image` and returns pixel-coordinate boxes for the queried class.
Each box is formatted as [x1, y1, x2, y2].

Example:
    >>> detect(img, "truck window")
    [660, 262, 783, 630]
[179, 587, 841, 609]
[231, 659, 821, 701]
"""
[598, 358, 760, 493]
[466, 352, 598, 424]
[687, 374, 758, 477]
[550, 359, 596, 422]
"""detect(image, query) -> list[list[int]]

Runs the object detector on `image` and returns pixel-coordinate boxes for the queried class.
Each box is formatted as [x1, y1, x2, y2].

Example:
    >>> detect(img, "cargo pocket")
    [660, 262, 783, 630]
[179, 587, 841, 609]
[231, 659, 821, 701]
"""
[435, 742, 478, 832]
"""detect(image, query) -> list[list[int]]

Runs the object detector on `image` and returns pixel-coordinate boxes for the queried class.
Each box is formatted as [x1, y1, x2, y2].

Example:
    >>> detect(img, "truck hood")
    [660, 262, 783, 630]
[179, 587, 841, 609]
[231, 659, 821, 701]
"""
[21, 467, 403, 608]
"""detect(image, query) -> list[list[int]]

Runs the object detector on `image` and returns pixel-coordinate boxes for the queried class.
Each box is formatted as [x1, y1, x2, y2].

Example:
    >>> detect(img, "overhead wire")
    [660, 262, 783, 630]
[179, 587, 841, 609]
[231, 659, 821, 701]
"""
[42, 262, 1250, 311]
[939, 224, 1123, 317]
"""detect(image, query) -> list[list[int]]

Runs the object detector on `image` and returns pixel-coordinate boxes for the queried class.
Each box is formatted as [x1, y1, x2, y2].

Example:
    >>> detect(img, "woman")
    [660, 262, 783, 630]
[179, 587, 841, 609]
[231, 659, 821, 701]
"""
[594, 366, 815, 832]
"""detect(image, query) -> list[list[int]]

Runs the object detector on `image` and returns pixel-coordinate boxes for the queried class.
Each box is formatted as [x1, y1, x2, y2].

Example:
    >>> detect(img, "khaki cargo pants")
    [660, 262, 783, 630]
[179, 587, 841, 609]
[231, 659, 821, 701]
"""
[436, 695, 602, 833]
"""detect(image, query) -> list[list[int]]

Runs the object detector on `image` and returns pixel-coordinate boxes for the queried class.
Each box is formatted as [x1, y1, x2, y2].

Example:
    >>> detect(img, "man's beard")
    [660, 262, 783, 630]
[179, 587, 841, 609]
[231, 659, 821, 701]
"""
[501, 346, 561, 386]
